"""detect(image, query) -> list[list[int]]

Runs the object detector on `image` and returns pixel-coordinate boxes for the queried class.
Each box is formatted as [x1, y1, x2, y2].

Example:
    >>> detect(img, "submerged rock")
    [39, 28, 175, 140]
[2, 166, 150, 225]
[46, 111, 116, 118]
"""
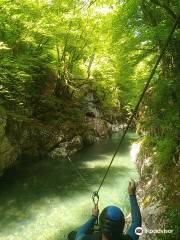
[49, 146, 68, 160]
[111, 123, 124, 132]
[69, 135, 83, 150]
[83, 132, 97, 146]
[49, 135, 84, 160]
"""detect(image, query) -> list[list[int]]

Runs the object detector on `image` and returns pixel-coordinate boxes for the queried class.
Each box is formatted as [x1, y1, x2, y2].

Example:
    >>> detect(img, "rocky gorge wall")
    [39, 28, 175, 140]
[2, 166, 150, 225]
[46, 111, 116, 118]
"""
[0, 92, 122, 176]
[0, 108, 20, 176]
[133, 141, 179, 240]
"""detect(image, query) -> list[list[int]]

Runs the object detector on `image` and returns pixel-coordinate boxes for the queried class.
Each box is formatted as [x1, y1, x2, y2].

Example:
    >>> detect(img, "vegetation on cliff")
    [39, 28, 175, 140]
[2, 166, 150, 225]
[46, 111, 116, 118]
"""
[0, 0, 121, 122]
[112, 1, 180, 239]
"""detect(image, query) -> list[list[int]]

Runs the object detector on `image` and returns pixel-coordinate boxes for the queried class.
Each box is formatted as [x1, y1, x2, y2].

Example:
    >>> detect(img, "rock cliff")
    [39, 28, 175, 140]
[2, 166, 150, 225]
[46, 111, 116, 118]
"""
[0, 91, 121, 175]
[134, 140, 179, 240]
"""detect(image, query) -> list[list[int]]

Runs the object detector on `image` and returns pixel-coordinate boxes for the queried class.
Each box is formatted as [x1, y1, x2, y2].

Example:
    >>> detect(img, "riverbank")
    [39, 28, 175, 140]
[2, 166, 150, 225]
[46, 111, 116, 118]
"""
[0, 89, 124, 177]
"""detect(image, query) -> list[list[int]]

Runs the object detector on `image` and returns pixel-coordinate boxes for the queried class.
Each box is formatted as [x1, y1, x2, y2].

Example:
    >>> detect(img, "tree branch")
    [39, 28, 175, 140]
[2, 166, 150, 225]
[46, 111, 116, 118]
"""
[150, 0, 177, 20]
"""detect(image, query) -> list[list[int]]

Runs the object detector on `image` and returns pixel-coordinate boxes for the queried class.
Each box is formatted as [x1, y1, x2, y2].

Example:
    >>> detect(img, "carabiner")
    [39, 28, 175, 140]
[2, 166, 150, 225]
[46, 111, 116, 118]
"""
[92, 191, 99, 207]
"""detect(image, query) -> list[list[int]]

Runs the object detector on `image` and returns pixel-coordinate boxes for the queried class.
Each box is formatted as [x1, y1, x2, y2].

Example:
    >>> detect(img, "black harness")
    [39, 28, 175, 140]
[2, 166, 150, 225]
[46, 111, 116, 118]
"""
[68, 230, 132, 240]
[81, 231, 132, 240]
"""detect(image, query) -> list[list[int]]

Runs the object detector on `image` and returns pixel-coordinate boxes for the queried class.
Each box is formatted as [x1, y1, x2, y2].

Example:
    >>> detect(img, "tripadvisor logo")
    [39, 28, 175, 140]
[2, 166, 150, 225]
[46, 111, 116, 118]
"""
[135, 227, 143, 236]
[135, 227, 174, 235]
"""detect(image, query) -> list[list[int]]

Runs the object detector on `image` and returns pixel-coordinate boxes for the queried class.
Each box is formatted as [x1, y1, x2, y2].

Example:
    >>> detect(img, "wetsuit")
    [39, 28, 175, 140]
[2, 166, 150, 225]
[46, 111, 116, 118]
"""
[75, 195, 141, 240]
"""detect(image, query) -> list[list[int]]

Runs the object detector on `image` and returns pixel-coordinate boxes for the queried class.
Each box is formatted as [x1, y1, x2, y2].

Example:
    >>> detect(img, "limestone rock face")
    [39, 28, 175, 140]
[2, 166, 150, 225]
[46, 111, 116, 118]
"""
[84, 92, 109, 138]
[111, 123, 124, 133]
[83, 132, 98, 146]
[0, 90, 122, 175]
[0, 108, 20, 175]
[85, 118, 108, 137]
[0, 108, 63, 174]
[49, 146, 68, 160]
[6, 117, 60, 159]
[48, 135, 84, 160]
[140, 203, 167, 240]
[84, 92, 100, 118]
[69, 135, 83, 150]
[134, 140, 175, 240]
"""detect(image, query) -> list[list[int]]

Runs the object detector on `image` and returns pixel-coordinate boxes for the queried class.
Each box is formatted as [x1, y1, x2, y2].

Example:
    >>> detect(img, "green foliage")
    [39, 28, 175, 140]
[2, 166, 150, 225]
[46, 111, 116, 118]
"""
[154, 137, 176, 170]
[163, 206, 180, 240]
[0, 0, 120, 117]
[112, 0, 180, 174]
[68, 107, 84, 121]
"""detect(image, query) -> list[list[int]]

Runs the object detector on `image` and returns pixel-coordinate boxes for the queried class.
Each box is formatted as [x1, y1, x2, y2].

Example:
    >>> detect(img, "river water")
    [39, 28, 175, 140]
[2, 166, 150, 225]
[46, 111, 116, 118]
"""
[0, 132, 139, 240]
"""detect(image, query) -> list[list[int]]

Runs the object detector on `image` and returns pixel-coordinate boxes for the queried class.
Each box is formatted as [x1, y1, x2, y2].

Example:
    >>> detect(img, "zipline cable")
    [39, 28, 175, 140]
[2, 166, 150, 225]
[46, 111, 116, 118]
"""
[66, 16, 180, 204]
[67, 156, 93, 192]
[95, 15, 180, 196]
[67, 156, 99, 226]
